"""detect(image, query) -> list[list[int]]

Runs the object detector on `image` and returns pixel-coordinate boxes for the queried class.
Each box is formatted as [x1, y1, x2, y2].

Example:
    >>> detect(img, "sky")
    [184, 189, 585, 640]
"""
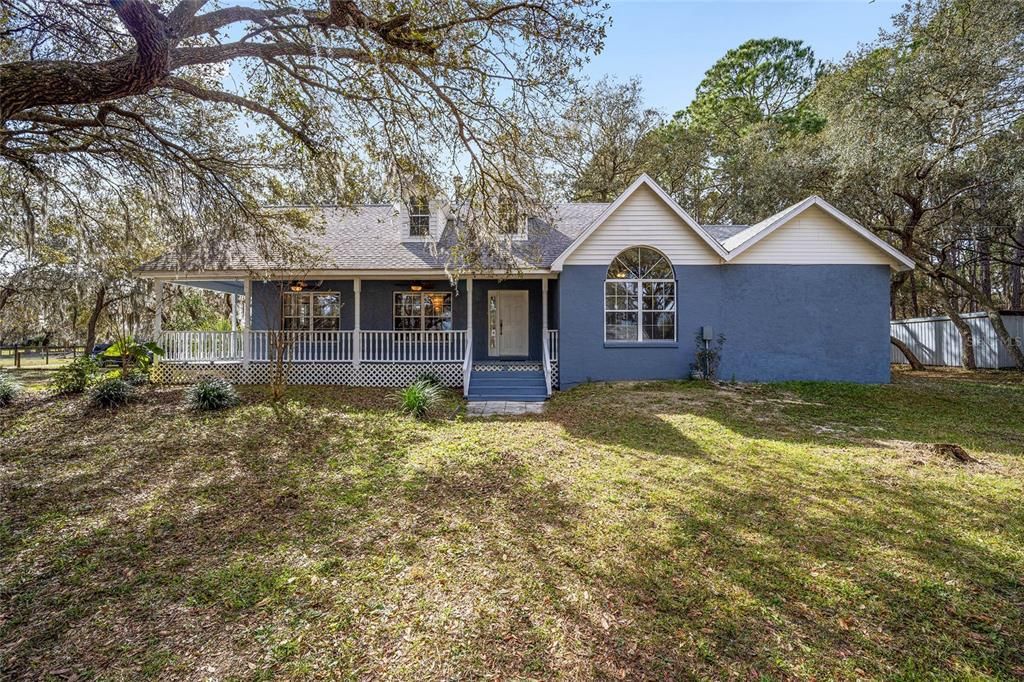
[584, 0, 903, 115]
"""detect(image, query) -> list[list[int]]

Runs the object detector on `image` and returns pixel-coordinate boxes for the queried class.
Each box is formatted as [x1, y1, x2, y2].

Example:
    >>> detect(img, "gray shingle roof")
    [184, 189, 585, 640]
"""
[140, 203, 611, 273]
[139, 203, 754, 274]
[703, 224, 750, 243]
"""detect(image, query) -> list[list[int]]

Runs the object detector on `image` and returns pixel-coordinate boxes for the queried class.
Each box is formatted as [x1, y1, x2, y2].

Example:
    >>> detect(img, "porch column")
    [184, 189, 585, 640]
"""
[243, 278, 252, 365]
[466, 277, 473, 359]
[153, 279, 164, 341]
[352, 278, 361, 366]
[541, 277, 549, 339]
[230, 293, 237, 331]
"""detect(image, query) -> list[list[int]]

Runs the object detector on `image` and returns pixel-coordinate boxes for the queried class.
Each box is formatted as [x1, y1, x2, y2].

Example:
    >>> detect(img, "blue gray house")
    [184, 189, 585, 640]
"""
[140, 175, 914, 401]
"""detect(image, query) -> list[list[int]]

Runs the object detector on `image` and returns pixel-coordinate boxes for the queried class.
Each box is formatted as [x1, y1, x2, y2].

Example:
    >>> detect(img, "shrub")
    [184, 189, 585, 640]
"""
[415, 371, 443, 387]
[0, 374, 22, 406]
[693, 330, 726, 381]
[89, 376, 134, 408]
[50, 356, 99, 395]
[121, 367, 151, 386]
[185, 377, 240, 411]
[397, 379, 442, 418]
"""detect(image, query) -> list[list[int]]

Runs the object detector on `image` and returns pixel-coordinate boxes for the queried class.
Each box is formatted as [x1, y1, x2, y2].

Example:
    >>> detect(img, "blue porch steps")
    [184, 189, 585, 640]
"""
[467, 370, 547, 402]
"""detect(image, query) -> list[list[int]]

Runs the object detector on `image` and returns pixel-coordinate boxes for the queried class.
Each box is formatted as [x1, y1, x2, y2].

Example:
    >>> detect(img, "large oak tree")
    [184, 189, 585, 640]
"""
[0, 0, 608, 341]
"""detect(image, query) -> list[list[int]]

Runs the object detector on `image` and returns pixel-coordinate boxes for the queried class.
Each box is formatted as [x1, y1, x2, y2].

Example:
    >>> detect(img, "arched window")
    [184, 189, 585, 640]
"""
[605, 246, 676, 342]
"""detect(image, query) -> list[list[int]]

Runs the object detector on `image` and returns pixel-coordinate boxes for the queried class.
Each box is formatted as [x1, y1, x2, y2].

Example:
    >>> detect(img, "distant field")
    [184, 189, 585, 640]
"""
[0, 349, 80, 370]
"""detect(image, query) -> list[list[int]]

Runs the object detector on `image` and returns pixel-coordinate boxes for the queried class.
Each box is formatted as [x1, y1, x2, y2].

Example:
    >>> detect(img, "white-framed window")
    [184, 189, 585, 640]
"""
[604, 246, 676, 342]
[282, 291, 342, 331]
[394, 291, 453, 331]
[408, 196, 431, 236]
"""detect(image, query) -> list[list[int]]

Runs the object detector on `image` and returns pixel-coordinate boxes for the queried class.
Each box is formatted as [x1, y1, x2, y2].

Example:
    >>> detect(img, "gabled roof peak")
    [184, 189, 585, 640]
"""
[550, 175, 729, 270]
[723, 195, 914, 271]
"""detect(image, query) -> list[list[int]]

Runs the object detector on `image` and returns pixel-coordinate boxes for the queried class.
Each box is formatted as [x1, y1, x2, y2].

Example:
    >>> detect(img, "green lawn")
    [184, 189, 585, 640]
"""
[1, 369, 1022, 680]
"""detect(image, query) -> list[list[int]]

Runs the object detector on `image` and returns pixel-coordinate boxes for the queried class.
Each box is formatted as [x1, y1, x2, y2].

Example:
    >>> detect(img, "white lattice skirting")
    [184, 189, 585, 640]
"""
[154, 362, 464, 387]
[472, 361, 543, 372]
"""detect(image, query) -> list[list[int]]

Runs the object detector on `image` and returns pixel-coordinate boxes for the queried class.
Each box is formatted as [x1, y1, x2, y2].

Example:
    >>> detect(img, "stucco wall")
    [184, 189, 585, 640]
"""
[557, 264, 892, 387]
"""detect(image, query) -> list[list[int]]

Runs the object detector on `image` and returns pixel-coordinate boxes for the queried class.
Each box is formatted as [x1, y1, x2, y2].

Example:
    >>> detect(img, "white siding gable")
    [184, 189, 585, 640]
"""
[563, 185, 722, 265]
[730, 205, 901, 267]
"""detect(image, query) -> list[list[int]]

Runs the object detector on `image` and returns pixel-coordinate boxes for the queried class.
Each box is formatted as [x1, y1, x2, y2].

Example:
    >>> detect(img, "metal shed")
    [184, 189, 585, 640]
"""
[890, 312, 1024, 368]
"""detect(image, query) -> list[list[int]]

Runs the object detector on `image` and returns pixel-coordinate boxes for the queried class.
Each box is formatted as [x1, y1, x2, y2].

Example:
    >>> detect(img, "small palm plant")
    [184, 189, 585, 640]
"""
[397, 379, 442, 419]
[185, 378, 241, 411]
[0, 373, 22, 406]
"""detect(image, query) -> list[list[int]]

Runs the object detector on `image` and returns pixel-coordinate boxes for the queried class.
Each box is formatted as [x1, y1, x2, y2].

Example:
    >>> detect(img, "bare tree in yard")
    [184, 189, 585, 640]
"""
[559, 77, 663, 202]
[815, 0, 1024, 370]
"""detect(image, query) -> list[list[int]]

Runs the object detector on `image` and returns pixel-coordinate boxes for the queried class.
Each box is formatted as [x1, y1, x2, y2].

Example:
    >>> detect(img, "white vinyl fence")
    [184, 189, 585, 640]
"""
[890, 312, 1024, 368]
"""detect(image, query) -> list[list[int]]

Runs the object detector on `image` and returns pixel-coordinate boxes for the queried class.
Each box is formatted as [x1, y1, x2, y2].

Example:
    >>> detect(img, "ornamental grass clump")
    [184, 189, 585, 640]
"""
[89, 376, 134, 409]
[397, 379, 442, 419]
[185, 378, 240, 411]
[0, 374, 22, 406]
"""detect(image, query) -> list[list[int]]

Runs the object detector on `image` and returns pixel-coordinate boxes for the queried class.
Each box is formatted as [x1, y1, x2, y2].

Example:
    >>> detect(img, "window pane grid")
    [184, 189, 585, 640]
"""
[604, 247, 676, 343]
[393, 291, 453, 331]
[409, 196, 430, 236]
[281, 292, 340, 331]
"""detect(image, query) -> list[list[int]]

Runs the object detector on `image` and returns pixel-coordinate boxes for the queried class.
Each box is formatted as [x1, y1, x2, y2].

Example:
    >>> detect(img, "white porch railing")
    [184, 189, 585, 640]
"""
[359, 330, 467, 363]
[547, 330, 559, 362]
[250, 330, 354, 363]
[160, 330, 468, 364]
[161, 331, 244, 362]
[462, 341, 474, 398]
[542, 333, 553, 397]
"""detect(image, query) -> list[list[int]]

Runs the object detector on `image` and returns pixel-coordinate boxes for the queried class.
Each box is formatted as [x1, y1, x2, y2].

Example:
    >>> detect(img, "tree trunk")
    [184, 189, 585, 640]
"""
[0, 0, 171, 122]
[84, 284, 107, 352]
[890, 336, 925, 370]
[987, 310, 1024, 371]
[936, 266, 1024, 372]
[1011, 226, 1023, 311]
[977, 226, 992, 306]
[940, 295, 976, 370]
[910, 271, 920, 317]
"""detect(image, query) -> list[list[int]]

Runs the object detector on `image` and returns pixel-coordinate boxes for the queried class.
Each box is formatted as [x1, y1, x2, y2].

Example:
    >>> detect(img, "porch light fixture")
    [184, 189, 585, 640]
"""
[290, 280, 306, 292]
[410, 283, 423, 292]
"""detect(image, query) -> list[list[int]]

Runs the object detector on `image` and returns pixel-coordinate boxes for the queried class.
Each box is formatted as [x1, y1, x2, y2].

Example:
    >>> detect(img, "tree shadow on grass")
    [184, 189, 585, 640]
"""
[3, 379, 1023, 679]
[621, 470, 1024, 678]
[0, 385, 432, 678]
[530, 379, 1024, 678]
[547, 377, 1024, 460]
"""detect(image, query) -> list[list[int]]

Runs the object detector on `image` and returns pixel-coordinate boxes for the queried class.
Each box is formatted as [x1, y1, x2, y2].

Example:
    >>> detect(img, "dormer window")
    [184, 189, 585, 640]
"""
[409, 196, 431, 236]
[497, 198, 527, 238]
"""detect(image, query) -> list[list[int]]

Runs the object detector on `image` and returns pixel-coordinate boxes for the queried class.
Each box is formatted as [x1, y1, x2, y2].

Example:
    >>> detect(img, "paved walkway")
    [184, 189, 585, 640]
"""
[466, 401, 545, 417]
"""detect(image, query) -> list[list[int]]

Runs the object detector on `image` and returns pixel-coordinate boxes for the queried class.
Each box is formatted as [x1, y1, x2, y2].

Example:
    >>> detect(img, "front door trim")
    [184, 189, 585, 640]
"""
[487, 290, 529, 357]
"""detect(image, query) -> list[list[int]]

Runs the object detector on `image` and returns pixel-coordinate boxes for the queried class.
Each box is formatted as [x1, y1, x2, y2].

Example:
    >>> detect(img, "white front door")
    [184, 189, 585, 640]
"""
[488, 290, 529, 356]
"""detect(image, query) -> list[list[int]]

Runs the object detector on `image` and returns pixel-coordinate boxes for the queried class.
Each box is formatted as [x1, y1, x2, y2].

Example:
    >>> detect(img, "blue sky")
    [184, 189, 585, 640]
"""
[584, 0, 902, 115]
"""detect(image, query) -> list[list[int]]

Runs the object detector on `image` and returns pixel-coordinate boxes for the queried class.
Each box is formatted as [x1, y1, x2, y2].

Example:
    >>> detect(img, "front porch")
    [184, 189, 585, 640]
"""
[151, 276, 559, 398]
